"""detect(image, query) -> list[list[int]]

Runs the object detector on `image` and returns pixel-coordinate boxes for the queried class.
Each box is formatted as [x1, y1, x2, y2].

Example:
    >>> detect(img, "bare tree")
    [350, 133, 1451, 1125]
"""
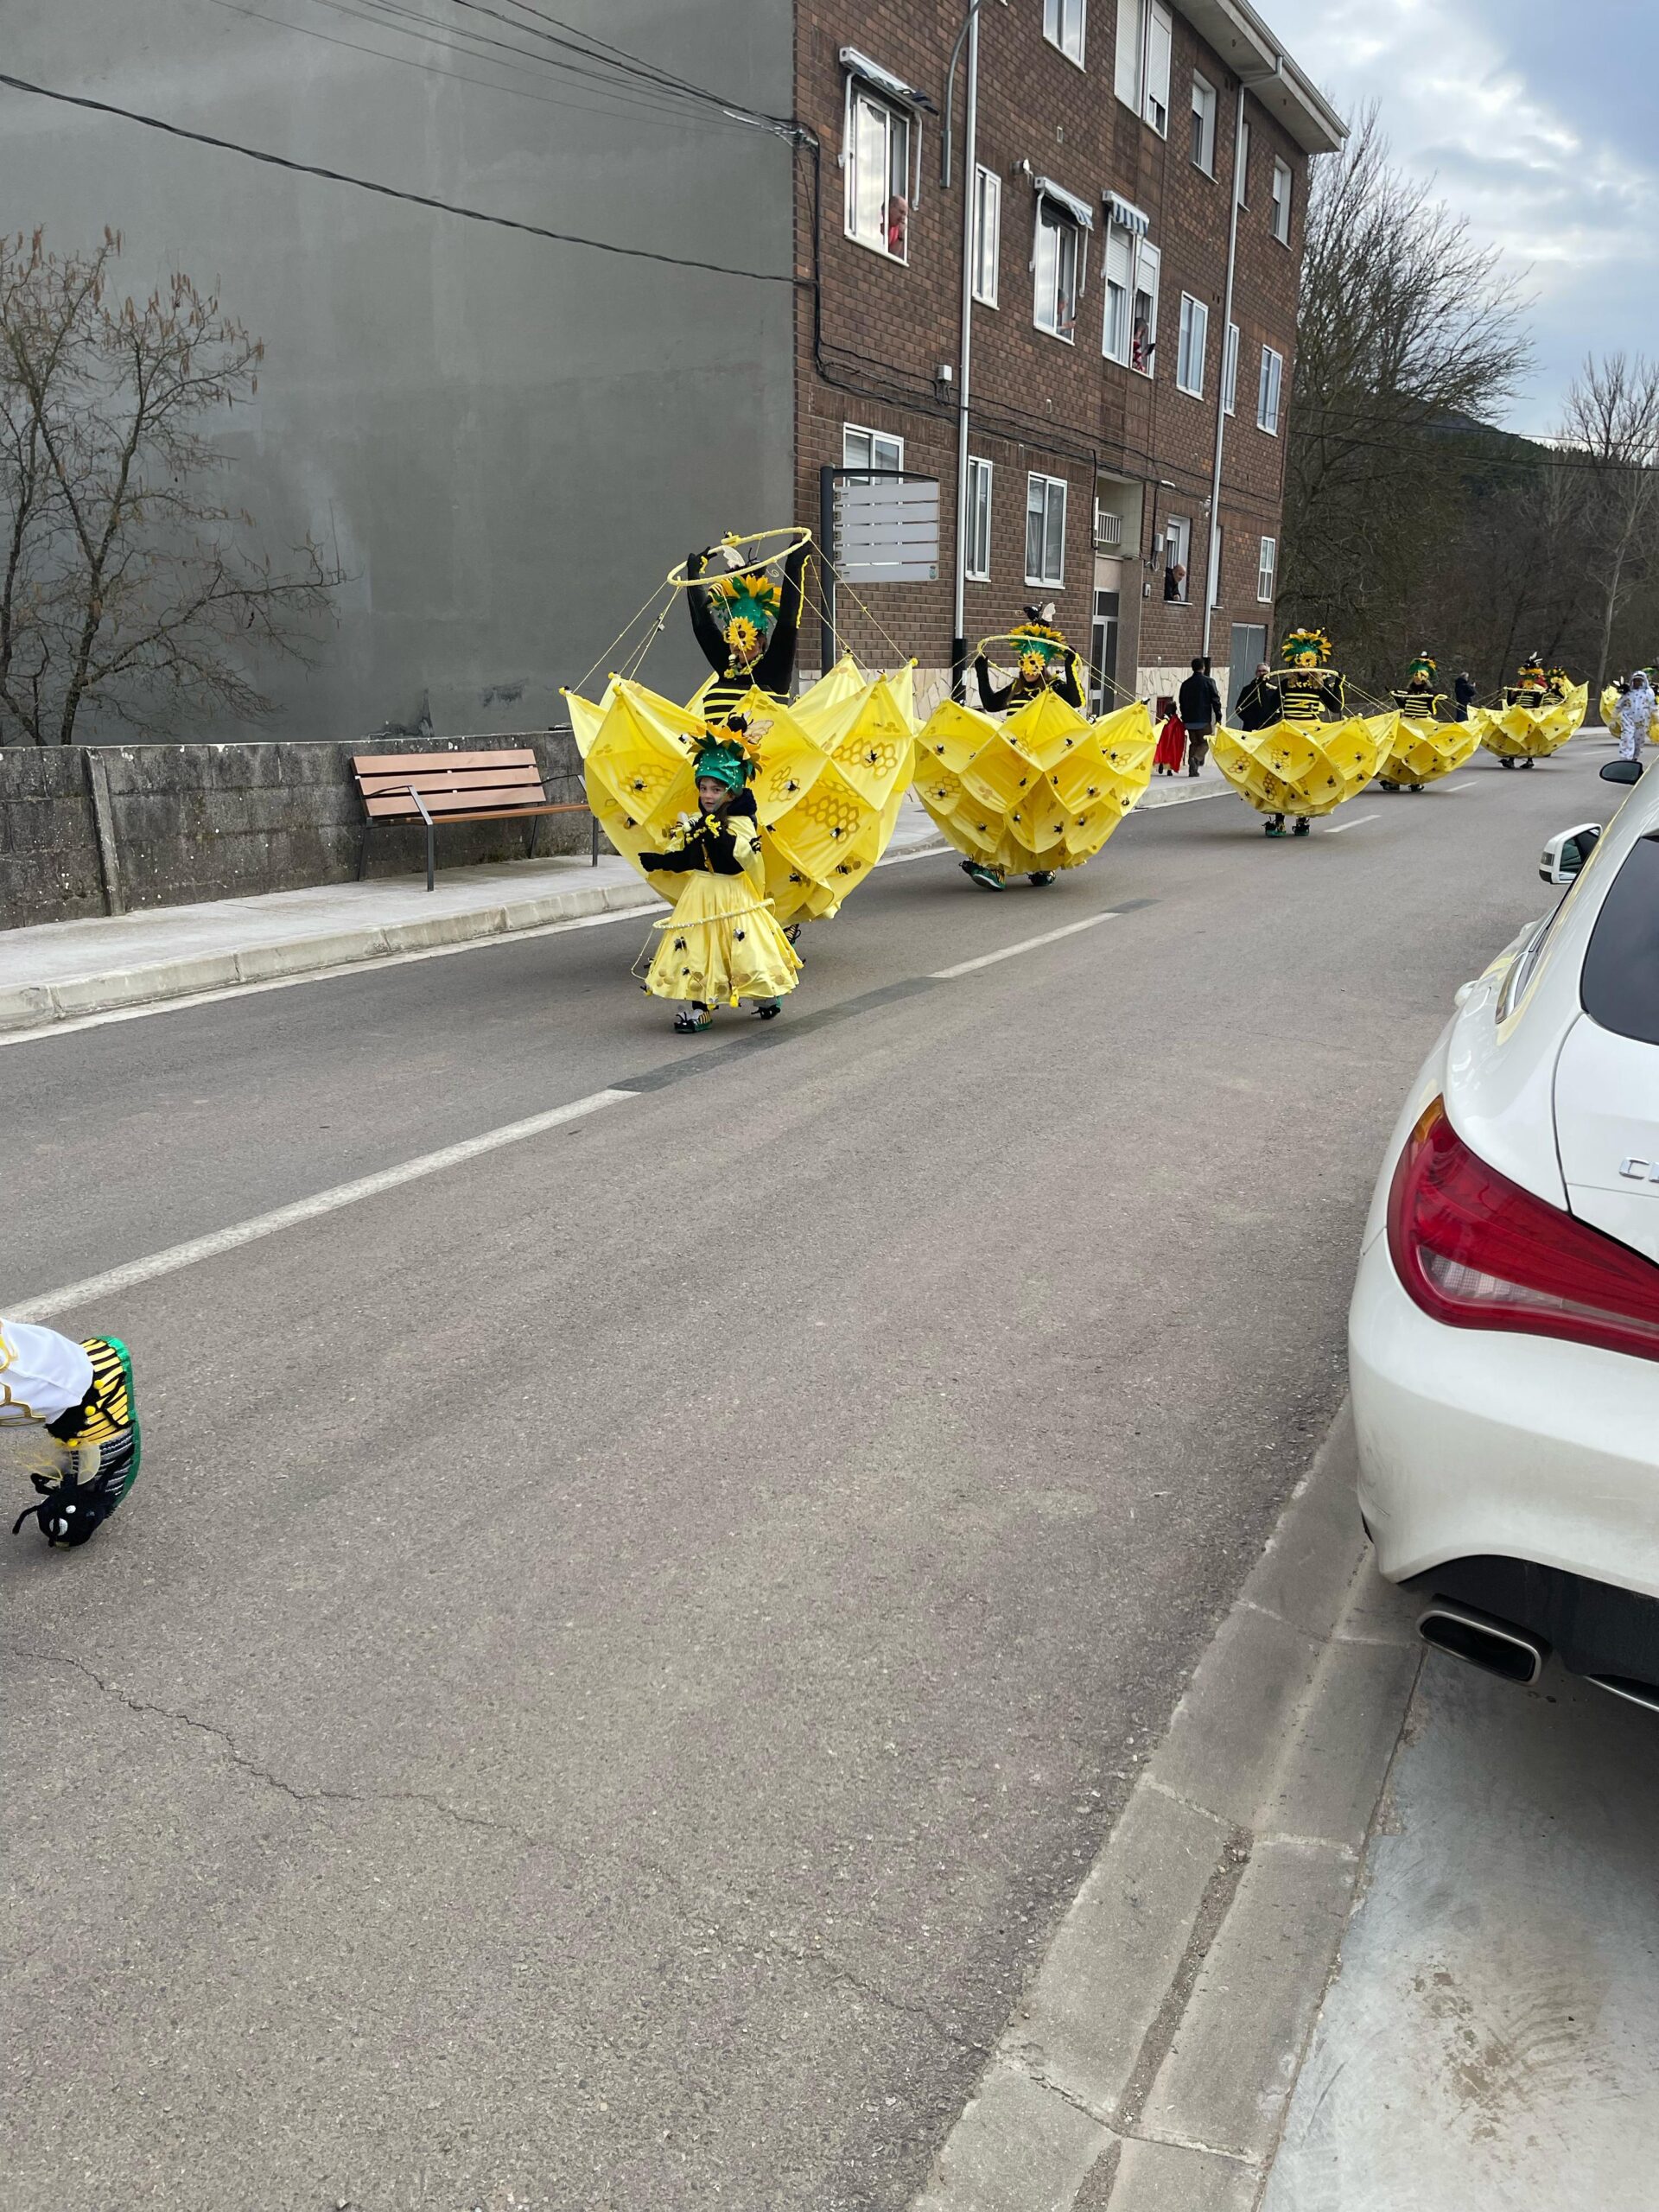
[1282, 107, 1532, 689]
[0, 230, 340, 746]
[1557, 352, 1659, 699]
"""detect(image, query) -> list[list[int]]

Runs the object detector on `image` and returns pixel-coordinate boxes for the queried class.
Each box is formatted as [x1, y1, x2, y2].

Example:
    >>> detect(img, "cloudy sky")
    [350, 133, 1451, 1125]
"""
[1265, 0, 1659, 434]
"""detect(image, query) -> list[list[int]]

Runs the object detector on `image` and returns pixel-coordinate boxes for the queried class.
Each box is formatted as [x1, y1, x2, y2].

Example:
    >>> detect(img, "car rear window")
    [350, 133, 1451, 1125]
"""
[1581, 833, 1659, 1046]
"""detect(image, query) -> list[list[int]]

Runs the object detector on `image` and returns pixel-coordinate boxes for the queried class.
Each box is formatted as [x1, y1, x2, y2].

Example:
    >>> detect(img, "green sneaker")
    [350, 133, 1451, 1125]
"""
[961, 861, 1005, 891]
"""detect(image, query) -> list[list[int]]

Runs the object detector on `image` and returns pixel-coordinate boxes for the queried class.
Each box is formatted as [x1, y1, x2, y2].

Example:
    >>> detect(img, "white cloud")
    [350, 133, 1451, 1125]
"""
[1264, 0, 1659, 430]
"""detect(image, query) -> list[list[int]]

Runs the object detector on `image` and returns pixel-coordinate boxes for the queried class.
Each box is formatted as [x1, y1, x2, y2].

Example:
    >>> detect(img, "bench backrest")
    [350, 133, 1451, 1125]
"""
[352, 747, 549, 820]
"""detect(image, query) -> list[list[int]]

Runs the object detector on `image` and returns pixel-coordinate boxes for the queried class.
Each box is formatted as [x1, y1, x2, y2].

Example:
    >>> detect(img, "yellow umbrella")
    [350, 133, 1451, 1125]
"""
[912, 690, 1155, 877]
[1377, 713, 1481, 790]
[565, 658, 918, 928]
[1472, 682, 1588, 764]
[1212, 713, 1395, 821]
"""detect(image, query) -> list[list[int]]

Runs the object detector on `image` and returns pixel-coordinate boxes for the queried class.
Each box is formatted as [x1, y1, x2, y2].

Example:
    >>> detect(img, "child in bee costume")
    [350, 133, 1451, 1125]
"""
[2, 1319, 141, 1547]
[961, 605, 1086, 889]
[636, 728, 802, 1033]
[1390, 651, 1445, 721]
[1262, 627, 1348, 836]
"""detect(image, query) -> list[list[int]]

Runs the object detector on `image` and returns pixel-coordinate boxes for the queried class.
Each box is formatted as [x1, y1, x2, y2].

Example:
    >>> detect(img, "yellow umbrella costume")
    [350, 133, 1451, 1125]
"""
[1213, 627, 1393, 836]
[913, 610, 1154, 891]
[1377, 652, 1479, 791]
[564, 530, 918, 1027]
[1472, 659, 1586, 767]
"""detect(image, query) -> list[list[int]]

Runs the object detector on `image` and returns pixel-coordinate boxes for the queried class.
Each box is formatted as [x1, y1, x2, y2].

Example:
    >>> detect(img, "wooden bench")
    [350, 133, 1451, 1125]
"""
[353, 747, 595, 891]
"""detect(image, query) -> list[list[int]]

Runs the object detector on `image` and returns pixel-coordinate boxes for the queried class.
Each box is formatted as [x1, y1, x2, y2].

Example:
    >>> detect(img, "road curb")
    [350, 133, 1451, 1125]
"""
[0, 878, 659, 1036]
[911, 1404, 1423, 2212]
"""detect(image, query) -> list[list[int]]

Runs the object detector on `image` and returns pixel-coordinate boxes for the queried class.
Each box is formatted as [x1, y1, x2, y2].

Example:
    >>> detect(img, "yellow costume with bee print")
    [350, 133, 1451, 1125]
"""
[1377, 651, 1478, 790]
[568, 532, 917, 945]
[1473, 657, 1586, 766]
[1213, 626, 1392, 836]
[635, 731, 802, 1025]
[914, 608, 1154, 890]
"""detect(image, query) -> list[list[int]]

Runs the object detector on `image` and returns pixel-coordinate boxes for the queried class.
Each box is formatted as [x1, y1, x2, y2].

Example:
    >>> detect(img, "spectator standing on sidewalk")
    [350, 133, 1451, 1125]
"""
[1453, 670, 1477, 721]
[1178, 656, 1223, 776]
[1618, 670, 1656, 760]
[1234, 660, 1277, 732]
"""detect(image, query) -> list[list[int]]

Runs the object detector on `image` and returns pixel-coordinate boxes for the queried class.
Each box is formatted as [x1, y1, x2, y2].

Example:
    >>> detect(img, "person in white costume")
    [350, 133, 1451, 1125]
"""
[1618, 672, 1656, 763]
[1, 1317, 143, 1547]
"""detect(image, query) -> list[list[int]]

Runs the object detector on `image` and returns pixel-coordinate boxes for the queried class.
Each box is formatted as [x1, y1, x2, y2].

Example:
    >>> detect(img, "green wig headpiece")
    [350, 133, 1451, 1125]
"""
[1408, 651, 1437, 683]
[1282, 626, 1333, 666]
[692, 733, 757, 793]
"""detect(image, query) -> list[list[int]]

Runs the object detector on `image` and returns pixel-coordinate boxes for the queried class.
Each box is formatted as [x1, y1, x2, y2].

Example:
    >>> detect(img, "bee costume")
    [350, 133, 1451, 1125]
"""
[1212, 627, 1391, 836]
[1378, 652, 1477, 791]
[2, 1319, 142, 1547]
[636, 732, 803, 1032]
[1474, 656, 1587, 767]
[915, 605, 1154, 892]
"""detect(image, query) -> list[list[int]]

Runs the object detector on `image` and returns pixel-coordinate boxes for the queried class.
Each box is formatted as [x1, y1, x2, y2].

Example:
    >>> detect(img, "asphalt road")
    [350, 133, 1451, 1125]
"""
[0, 740, 1618, 2212]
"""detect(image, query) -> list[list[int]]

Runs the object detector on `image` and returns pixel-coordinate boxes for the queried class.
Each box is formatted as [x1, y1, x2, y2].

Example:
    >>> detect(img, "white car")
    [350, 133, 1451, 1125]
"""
[1349, 756, 1659, 1711]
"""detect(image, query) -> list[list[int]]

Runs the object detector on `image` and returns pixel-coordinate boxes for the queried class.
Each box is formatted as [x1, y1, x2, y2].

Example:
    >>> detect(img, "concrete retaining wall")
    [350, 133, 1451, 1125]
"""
[0, 734, 588, 931]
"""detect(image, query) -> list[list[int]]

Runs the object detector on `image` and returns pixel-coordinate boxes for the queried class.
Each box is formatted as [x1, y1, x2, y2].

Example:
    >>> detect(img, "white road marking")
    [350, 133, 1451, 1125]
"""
[1324, 813, 1379, 835]
[931, 911, 1118, 979]
[1442, 779, 1478, 791]
[0, 839, 957, 1049]
[10, 1089, 634, 1320]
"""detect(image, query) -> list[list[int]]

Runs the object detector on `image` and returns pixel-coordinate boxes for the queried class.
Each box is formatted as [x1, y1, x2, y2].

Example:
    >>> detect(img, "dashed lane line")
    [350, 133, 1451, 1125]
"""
[10, 1090, 634, 1321]
[12, 899, 1156, 1314]
[931, 910, 1121, 978]
[1324, 813, 1379, 835]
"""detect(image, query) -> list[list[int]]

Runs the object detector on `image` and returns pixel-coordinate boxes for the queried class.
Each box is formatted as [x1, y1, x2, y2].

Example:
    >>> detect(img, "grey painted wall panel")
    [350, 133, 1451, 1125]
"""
[0, 0, 797, 746]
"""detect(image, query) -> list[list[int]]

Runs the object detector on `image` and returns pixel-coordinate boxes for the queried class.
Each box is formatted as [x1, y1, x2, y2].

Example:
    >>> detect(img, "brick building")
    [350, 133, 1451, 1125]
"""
[794, 0, 1344, 714]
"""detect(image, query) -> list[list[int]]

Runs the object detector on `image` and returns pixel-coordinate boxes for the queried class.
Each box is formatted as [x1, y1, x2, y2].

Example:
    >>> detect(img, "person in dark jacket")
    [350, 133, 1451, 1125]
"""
[1453, 670, 1478, 721]
[1233, 661, 1277, 732]
[1177, 657, 1223, 774]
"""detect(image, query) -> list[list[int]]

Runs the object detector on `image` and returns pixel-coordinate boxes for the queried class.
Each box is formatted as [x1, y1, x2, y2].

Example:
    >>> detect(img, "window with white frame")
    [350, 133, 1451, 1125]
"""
[1257, 534, 1277, 601]
[1043, 0, 1086, 66]
[1131, 239, 1160, 375]
[1270, 158, 1294, 245]
[843, 423, 904, 474]
[1209, 523, 1224, 608]
[1114, 0, 1172, 134]
[966, 456, 994, 580]
[1026, 473, 1067, 587]
[1034, 199, 1083, 341]
[972, 166, 1001, 304]
[1176, 293, 1208, 397]
[1191, 72, 1217, 173]
[1222, 321, 1239, 415]
[844, 83, 912, 260]
[1257, 345, 1283, 435]
[1163, 515, 1191, 601]
[1103, 220, 1134, 363]
[1236, 118, 1251, 205]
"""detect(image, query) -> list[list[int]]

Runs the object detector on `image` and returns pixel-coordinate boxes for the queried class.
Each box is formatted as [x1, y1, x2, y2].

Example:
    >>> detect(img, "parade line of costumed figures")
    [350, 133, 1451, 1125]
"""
[3, 533, 1650, 1554]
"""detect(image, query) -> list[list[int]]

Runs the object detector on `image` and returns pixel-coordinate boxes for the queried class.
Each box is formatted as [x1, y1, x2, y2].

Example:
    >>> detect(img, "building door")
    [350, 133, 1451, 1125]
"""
[1229, 622, 1267, 718]
[1090, 589, 1121, 715]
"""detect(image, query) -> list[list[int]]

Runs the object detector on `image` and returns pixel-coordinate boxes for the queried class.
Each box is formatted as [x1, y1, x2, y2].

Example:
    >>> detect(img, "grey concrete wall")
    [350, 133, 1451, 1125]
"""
[0, 0, 796, 744]
[0, 735, 588, 929]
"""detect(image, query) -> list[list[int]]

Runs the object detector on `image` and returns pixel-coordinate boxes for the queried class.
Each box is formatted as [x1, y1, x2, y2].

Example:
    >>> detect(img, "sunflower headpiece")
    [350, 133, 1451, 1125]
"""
[1282, 626, 1333, 666]
[704, 564, 785, 669]
[1408, 651, 1437, 683]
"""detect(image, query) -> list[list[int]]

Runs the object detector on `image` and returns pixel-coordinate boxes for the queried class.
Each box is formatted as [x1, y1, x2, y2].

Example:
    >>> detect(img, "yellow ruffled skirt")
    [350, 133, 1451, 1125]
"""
[644, 871, 803, 1006]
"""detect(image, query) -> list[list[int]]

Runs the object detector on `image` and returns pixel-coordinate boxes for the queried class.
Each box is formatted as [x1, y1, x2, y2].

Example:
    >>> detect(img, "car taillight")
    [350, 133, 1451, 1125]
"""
[1387, 1098, 1659, 1365]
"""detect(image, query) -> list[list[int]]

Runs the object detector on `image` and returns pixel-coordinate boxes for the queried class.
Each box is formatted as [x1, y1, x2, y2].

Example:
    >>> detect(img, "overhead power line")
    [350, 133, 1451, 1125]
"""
[0, 73, 801, 284]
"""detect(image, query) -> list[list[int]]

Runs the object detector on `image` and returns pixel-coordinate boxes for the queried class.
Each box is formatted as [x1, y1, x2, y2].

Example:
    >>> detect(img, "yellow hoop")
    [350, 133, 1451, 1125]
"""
[665, 526, 814, 591]
[974, 631, 1072, 658]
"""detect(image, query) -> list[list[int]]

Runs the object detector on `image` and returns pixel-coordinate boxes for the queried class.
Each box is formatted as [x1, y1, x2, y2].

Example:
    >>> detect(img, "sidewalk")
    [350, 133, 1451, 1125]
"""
[0, 800, 950, 1036]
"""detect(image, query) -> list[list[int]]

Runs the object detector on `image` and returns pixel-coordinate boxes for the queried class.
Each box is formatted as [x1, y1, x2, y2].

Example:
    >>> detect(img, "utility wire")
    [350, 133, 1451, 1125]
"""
[0, 73, 803, 284]
[439, 0, 786, 123]
[200, 0, 759, 134]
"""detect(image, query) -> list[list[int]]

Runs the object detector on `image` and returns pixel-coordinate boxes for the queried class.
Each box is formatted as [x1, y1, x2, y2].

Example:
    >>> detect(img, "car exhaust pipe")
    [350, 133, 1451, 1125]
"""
[1585, 1674, 1659, 1717]
[1418, 1599, 1548, 1686]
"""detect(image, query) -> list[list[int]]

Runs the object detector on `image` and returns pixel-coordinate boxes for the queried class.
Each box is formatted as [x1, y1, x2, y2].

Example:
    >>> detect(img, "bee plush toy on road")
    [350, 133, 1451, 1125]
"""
[2, 1318, 142, 1548]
